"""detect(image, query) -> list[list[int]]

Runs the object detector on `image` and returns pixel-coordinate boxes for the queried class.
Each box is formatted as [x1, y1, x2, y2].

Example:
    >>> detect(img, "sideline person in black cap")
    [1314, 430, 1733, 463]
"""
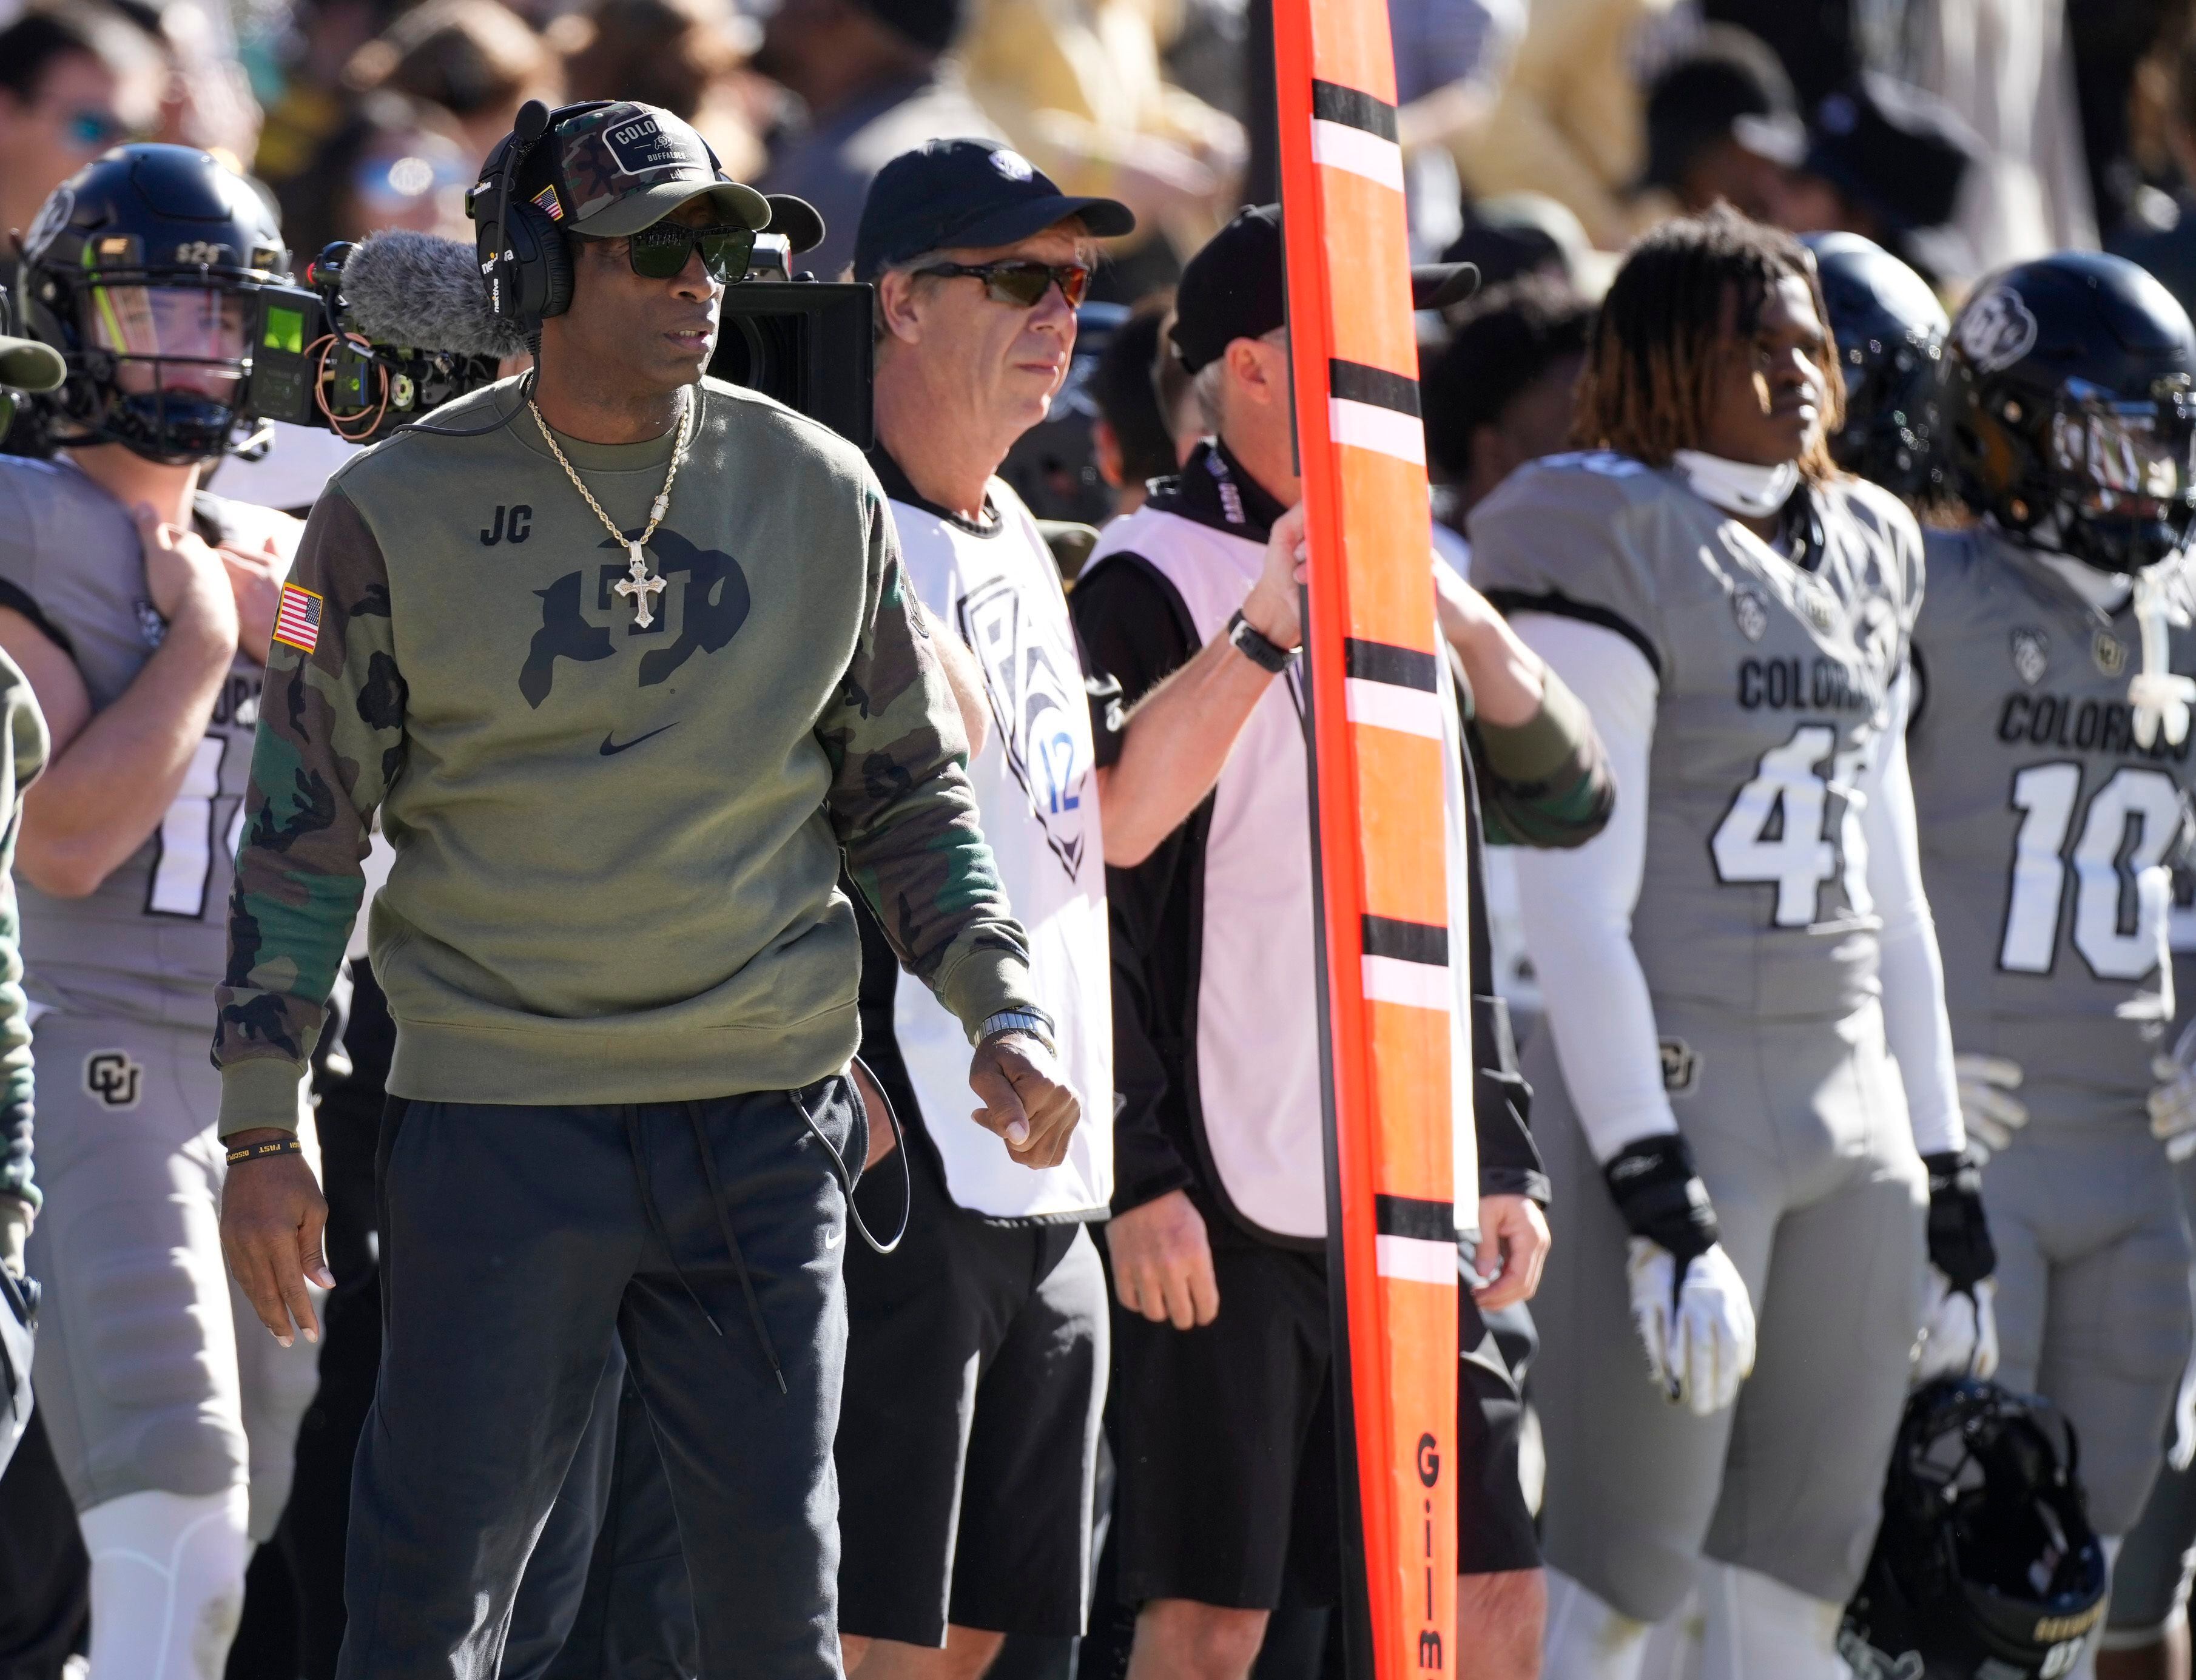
[755, 0, 997, 280]
[834, 135, 1137, 1680]
[1776, 73, 1982, 280]
[1072, 203, 1608, 1680]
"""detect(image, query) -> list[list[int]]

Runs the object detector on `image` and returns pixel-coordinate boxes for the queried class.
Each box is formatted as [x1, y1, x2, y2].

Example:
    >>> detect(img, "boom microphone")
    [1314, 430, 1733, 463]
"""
[331, 230, 529, 360]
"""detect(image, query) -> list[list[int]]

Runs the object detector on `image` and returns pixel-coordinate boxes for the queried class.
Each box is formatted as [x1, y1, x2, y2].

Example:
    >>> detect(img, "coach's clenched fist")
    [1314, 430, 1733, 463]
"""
[969, 1030, 1082, 1170]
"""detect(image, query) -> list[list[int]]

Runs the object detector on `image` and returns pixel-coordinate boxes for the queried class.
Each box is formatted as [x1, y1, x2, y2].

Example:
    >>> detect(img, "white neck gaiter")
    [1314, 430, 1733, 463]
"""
[1673, 449, 1802, 519]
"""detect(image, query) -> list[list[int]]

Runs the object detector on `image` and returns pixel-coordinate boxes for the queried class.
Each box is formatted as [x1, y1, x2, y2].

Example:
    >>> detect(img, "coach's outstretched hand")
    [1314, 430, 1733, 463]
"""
[220, 1130, 335, 1348]
[969, 1031, 1081, 1170]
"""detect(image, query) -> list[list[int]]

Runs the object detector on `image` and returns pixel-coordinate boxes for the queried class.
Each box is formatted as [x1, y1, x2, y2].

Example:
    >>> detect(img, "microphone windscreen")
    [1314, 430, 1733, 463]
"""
[338, 229, 528, 360]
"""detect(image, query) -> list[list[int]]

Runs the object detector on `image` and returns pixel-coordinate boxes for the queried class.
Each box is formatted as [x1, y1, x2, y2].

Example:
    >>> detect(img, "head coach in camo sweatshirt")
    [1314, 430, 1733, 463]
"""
[209, 100, 1079, 1679]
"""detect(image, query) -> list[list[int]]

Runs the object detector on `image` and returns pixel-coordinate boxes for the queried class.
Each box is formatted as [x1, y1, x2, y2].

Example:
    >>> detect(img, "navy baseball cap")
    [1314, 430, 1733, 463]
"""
[853, 138, 1135, 282]
[1172, 204, 1478, 373]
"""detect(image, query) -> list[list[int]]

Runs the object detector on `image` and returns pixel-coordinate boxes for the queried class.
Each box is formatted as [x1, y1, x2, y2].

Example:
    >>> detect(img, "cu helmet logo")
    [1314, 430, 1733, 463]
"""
[1955, 286, 2039, 375]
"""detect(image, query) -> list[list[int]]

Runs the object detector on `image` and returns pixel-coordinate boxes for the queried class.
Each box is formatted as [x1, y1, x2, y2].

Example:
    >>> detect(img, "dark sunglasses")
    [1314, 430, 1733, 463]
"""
[624, 221, 758, 282]
[915, 260, 1092, 309]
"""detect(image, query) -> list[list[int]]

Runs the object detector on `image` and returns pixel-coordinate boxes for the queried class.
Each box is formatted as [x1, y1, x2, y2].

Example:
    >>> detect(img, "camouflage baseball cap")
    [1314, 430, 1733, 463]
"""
[527, 103, 769, 240]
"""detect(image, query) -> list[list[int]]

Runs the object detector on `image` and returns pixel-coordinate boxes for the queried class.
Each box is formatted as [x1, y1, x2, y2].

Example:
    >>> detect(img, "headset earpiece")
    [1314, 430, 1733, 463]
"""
[470, 98, 611, 328]
[504, 201, 573, 322]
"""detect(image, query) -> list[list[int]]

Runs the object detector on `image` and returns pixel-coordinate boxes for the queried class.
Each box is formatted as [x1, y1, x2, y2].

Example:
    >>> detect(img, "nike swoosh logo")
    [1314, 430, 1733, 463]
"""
[599, 723, 678, 756]
[823, 1226, 844, 1249]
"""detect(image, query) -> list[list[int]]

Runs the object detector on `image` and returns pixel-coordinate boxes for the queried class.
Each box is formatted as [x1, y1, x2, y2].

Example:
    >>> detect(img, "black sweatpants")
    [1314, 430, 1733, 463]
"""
[337, 1081, 863, 1680]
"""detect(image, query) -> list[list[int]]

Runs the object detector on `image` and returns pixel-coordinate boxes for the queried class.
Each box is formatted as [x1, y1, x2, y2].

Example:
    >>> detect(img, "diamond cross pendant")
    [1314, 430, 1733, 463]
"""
[613, 542, 666, 629]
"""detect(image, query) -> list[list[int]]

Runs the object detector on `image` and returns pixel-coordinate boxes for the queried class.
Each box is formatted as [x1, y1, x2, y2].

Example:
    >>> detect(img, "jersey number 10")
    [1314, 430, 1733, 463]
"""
[1999, 762, 2181, 982]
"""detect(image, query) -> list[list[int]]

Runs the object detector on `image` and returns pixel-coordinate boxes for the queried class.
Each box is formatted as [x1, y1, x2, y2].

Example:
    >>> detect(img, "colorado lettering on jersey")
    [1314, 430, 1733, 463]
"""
[1998, 692, 2194, 763]
[1736, 655, 1876, 714]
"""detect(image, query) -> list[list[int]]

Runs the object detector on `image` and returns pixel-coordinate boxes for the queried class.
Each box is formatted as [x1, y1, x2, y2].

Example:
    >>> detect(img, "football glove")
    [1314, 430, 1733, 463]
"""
[1913, 1149, 1998, 1383]
[1954, 1053, 2027, 1162]
[2150, 1021, 2196, 1162]
[1625, 1237, 1756, 1416]
[1604, 1134, 1756, 1415]
[1915, 1270, 1999, 1383]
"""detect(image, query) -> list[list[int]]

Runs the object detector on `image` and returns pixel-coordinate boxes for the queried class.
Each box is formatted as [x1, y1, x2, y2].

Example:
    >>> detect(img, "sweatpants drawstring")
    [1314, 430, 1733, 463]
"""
[622, 1106, 726, 1340]
[683, 1101, 789, 1396]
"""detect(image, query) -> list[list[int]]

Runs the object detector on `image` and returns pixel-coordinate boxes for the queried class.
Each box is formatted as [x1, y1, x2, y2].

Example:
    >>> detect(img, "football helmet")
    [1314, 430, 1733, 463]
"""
[1841, 1380, 2106, 1680]
[18, 144, 289, 465]
[1945, 250, 2196, 573]
[1804, 231, 1948, 499]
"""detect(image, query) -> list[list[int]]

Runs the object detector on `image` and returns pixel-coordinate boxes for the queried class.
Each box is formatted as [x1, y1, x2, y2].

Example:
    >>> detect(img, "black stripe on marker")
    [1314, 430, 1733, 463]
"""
[1374, 1193, 1455, 1241]
[1344, 637, 1438, 692]
[1328, 359, 1420, 416]
[1312, 79, 1399, 143]
[1361, 914, 1448, 967]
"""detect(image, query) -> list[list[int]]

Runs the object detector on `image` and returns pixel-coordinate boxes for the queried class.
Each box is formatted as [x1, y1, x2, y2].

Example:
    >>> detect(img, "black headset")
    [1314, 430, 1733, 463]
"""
[468, 98, 615, 329]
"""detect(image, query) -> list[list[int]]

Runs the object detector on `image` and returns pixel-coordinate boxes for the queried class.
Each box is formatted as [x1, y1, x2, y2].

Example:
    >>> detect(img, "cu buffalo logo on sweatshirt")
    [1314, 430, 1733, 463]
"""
[520, 529, 750, 706]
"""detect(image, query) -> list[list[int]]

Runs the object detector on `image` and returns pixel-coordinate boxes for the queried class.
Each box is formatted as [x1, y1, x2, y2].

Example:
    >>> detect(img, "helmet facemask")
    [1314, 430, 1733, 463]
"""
[2036, 376, 2196, 573]
[64, 281, 252, 466]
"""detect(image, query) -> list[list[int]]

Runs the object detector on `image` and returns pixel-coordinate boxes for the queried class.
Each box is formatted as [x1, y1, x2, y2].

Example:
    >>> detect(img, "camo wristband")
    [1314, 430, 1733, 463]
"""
[226, 1136, 304, 1166]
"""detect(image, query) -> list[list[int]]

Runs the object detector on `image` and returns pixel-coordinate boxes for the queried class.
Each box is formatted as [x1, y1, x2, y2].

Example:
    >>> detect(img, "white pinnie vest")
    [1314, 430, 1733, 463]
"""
[884, 476, 1113, 1220]
[1086, 487, 1477, 1243]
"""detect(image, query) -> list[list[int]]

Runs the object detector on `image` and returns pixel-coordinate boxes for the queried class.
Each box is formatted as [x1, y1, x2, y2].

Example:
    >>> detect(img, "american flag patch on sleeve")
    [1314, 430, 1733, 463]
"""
[272, 583, 323, 654]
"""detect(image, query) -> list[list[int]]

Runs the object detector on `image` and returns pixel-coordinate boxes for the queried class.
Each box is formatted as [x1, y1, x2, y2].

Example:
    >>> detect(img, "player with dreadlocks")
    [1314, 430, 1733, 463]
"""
[1471, 207, 1996, 1678]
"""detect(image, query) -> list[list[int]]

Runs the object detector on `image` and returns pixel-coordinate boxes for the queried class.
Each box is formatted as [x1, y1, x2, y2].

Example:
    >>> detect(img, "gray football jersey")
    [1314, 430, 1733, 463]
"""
[1910, 525, 2196, 1132]
[0, 457, 269, 1027]
[1472, 453, 1919, 1022]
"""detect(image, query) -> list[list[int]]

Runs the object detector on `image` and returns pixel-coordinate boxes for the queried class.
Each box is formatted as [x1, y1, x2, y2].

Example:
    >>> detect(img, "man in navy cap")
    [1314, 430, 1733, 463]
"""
[834, 138, 1145, 1680]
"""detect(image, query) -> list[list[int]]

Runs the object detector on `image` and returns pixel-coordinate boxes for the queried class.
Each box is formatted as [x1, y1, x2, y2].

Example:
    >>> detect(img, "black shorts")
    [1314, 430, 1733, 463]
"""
[835, 1148, 1107, 1645]
[1458, 1294, 1541, 1577]
[1113, 1224, 1342, 1611]
[1111, 1220, 1538, 1613]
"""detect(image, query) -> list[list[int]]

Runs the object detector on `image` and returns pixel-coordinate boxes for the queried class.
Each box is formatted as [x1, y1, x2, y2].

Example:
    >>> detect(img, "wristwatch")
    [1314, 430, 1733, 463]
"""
[1227, 609, 1298, 674]
[977, 1009, 1056, 1055]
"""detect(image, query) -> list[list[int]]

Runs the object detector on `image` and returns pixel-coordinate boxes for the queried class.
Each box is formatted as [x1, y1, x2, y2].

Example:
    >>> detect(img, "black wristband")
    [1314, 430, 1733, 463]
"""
[1923, 1149, 1996, 1290]
[225, 1136, 303, 1166]
[1226, 609, 1297, 674]
[1602, 1134, 1720, 1266]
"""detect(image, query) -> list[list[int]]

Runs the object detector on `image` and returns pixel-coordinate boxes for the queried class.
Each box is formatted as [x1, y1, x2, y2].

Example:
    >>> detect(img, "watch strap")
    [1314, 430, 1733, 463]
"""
[977, 1008, 1056, 1054]
[1227, 609, 1296, 674]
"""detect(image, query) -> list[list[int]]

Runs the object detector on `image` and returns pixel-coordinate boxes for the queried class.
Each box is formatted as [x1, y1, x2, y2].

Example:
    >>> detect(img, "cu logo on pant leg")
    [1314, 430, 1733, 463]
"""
[85, 1051, 143, 1110]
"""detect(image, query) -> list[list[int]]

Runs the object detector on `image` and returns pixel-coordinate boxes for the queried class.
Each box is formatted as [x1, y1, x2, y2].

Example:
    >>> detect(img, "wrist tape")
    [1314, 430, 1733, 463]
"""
[1602, 1134, 1719, 1266]
[1924, 1149, 1996, 1291]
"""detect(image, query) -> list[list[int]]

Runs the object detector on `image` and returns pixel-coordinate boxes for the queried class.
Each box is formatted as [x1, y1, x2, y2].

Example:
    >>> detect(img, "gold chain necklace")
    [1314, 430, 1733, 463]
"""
[530, 388, 696, 629]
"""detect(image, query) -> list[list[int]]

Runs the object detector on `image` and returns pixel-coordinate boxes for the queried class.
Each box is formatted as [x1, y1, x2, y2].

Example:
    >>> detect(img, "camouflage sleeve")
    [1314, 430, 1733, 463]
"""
[0, 650, 45, 1212]
[1469, 664, 1614, 849]
[214, 486, 403, 1138]
[821, 485, 1039, 1041]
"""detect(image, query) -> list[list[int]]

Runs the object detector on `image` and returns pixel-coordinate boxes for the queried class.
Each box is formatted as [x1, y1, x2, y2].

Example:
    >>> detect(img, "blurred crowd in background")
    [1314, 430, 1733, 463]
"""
[8, 0, 2196, 531]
